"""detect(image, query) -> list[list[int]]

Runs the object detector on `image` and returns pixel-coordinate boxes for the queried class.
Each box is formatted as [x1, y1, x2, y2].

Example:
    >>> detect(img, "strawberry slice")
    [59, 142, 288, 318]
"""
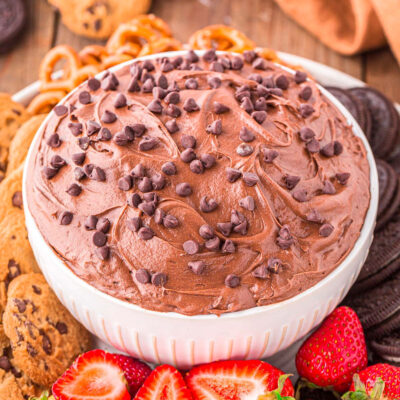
[134, 364, 193, 400]
[186, 360, 294, 399]
[52, 349, 130, 400]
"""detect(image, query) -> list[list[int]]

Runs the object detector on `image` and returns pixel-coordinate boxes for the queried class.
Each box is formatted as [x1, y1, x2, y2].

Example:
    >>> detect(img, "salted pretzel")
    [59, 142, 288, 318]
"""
[79, 45, 132, 69]
[189, 25, 255, 53]
[131, 14, 172, 38]
[27, 91, 67, 115]
[139, 37, 183, 57]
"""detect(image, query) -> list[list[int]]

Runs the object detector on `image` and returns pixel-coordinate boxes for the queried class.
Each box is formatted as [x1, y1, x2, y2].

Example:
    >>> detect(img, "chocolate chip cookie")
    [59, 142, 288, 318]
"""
[3, 273, 92, 387]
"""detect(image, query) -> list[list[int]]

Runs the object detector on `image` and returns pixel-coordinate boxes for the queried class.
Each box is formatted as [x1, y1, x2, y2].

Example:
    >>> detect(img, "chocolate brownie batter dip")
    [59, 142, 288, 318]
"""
[26, 50, 370, 315]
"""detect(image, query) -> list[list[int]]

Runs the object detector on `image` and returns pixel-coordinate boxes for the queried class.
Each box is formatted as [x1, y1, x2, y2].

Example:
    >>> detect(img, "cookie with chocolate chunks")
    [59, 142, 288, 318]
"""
[3, 274, 92, 387]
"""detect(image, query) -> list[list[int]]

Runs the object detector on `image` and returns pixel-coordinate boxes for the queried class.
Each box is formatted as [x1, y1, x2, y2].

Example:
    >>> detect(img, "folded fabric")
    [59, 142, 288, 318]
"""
[274, 0, 400, 64]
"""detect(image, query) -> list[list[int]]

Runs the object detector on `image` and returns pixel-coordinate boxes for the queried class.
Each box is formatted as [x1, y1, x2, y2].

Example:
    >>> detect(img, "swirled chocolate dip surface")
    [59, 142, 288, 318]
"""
[26, 50, 370, 315]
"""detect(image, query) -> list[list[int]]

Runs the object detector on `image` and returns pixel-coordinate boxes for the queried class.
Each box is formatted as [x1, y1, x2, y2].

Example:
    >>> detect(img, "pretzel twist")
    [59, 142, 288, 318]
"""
[189, 25, 255, 53]
[27, 91, 67, 115]
[138, 37, 183, 57]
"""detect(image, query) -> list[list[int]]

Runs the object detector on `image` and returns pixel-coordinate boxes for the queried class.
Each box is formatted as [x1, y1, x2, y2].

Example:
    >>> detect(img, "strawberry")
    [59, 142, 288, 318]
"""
[185, 359, 294, 399]
[112, 354, 152, 396]
[134, 364, 193, 399]
[52, 349, 130, 400]
[342, 364, 400, 399]
[295, 306, 367, 392]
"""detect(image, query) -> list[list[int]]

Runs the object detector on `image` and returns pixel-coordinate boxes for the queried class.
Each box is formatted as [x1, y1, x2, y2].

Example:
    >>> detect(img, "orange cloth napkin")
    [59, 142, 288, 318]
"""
[274, 0, 400, 64]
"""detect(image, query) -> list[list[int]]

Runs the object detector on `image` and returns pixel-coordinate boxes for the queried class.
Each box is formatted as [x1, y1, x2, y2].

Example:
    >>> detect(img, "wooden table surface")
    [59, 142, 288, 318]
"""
[0, 0, 399, 103]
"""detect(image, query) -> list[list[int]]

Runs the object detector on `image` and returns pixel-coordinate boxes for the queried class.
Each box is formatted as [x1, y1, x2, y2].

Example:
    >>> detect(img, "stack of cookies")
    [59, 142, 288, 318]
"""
[0, 95, 92, 399]
[327, 86, 400, 366]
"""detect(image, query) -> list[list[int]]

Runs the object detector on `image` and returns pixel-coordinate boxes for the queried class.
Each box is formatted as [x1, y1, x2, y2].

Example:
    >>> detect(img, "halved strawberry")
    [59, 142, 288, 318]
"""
[52, 349, 130, 400]
[134, 364, 193, 400]
[186, 360, 294, 399]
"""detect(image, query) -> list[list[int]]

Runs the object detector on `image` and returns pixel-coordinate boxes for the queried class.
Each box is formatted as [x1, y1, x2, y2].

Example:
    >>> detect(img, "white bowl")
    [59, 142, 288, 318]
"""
[22, 51, 378, 369]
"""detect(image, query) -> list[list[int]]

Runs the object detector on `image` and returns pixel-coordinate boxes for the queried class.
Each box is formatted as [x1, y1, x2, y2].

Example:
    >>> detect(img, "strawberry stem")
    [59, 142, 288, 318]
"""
[257, 374, 295, 400]
[341, 375, 385, 400]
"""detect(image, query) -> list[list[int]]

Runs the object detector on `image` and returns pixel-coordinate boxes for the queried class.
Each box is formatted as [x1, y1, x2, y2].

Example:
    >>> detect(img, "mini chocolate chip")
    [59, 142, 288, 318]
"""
[131, 163, 145, 177]
[203, 49, 217, 62]
[142, 60, 155, 71]
[128, 77, 140, 92]
[188, 261, 205, 275]
[139, 136, 159, 151]
[217, 222, 232, 237]
[101, 110, 117, 124]
[334, 141, 343, 155]
[208, 76, 221, 89]
[139, 201, 156, 216]
[264, 77, 276, 88]
[88, 77, 100, 91]
[277, 225, 294, 249]
[252, 111, 267, 124]
[199, 224, 215, 240]
[243, 50, 257, 63]
[231, 210, 246, 226]
[89, 166, 106, 182]
[240, 97, 253, 114]
[306, 138, 320, 153]
[299, 104, 315, 118]
[185, 78, 198, 90]
[222, 240, 236, 254]
[322, 180, 336, 195]
[141, 71, 153, 84]
[263, 149, 279, 163]
[118, 175, 133, 191]
[213, 102, 230, 114]
[299, 127, 315, 142]
[101, 73, 119, 90]
[299, 86, 312, 101]
[138, 177, 153, 193]
[181, 134, 196, 149]
[181, 148, 196, 163]
[11, 191, 22, 208]
[68, 122, 83, 136]
[93, 231, 107, 247]
[239, 127, 255, 143]
[306, 209, 322, 223]
[210, 61, 224, 72]
[284, 175, 300, 190]
[114, 93, 127, 108]
[66, 183, 82, 197]
[176, 182, 192, 197]
[136, 269, 150, 284]
[206, 119, 222, 135]
[268, 257, 282, 273]
[165, 91, 180, 105]
[47, 133, 61, 148]
[183, 240, 200, 255]
[233, 221, 248, 235]
[255, 98, 267, 111]
[236, 89, 251, 102]
[165, 119, 179, 133]
[54, 105, 68, 117]
[95, 246, 110, 261]
[147, 99, 163, 114]
[204, 236, 220, 251]
[129, 124, 145, 137]
[87, 120, 101, 136]
[161, 60, 174, 73]
[226, 167, 242, 183]
[79, 91, 91, 105]
[78, 137, 90, 150]
[162, 161, 177, 175]
[114, 131, 130, 146]
[74, 167, 86, 181]
[83, 163, 94, 176]
[239, 196, 255, 211]
[152, 87, 167, 100]
[129, 193, 142, 208]
[243, 172, 259, 186]
[183, 98, 200, 112]
[249, 73, 263, 83]
[292, 188, 308, 202]
[252, 58, 266, 70]
[275, 74, 289, 90]
[336, 172, 350, 185]
[190, 159, 204, 174]
[59, 211, 73, 225]
[320, 142, 335, 157]
[200, 154, 216, 169]
[155, 73, 168, 89]
[200, 195, 218, 212]
[85, 215, 98, 230]
[231, 56, 244, 70]
[42, 166, 58, 179]
[319, 223, 334, 237]
[94, 219, 109, 239]
[167, 81, 180, 93]
[237, 143, 254, 157]
[253, 265, 268, 279]
[72, 152, 85, 165]
[165, 104, 181, 118]
[138, 226, 154, 240]
[151, 173, 165, 190]
[127, 217, 142, 233]
[152, 272, 167, 286]
[186, 50, 199, 63]
[163, 214, 179, 228]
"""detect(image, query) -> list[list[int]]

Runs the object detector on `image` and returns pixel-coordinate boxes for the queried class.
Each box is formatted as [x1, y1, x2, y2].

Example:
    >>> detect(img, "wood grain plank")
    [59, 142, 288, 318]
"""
[364, 48, 400, 103]
[0, 0, 56, 94]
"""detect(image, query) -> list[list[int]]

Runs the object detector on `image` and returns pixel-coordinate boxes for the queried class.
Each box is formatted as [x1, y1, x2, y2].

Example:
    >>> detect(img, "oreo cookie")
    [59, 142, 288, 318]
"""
[368, 308, 400, 340]
[326, 86, 371, 140]
[349, 87, 400, 159]
[370, 331, 400, 365]
[376, 177, 400, 232]
[0, 0, 27, 53]
[376, 160, 398, 217]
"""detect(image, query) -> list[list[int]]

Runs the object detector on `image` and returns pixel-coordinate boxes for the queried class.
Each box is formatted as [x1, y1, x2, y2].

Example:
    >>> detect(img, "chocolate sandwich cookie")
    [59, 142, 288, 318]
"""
[368, 308, 400, 340]
[0, 0, 27, 54]
[376, 177, 400, 232]
[344, 269, 400, 330]
[326, 87, 371, 140]
[349, 87, 400, 159]
[370, 331, 400, 365]
[376, 159, 398, 218]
